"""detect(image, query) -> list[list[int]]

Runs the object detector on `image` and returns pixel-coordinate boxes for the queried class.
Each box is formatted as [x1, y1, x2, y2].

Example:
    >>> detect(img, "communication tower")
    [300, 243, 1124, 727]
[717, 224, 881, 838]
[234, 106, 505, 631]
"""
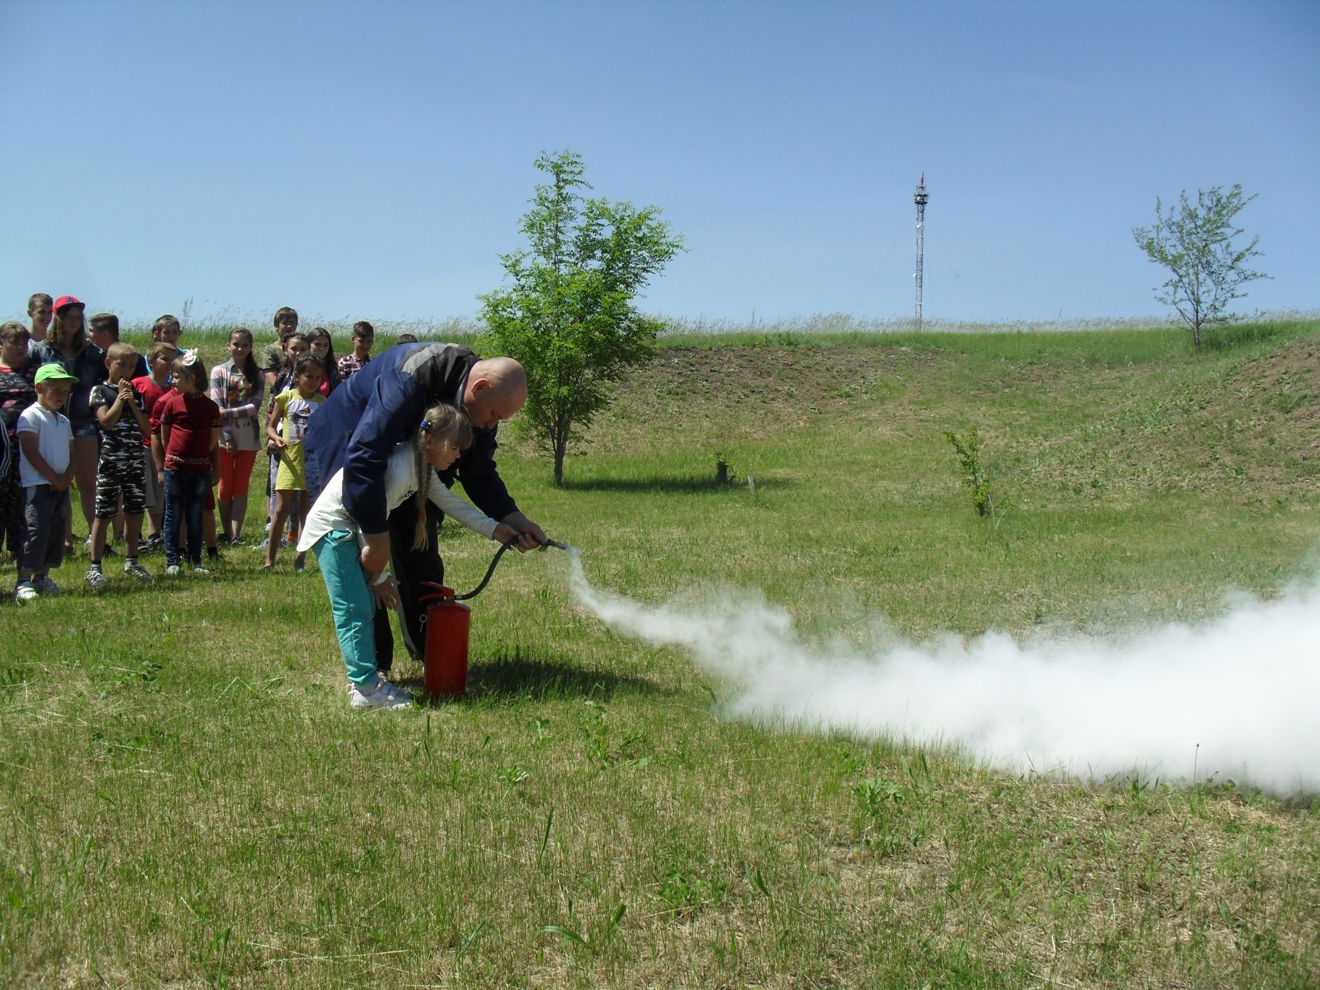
[914, 172, 928, 328]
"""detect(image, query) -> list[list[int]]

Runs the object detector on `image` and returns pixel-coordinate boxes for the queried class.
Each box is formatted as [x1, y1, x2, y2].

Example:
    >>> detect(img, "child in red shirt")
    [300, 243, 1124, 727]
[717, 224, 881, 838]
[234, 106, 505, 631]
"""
[133, 341, 175, 545]
[157, 350, 220, 575]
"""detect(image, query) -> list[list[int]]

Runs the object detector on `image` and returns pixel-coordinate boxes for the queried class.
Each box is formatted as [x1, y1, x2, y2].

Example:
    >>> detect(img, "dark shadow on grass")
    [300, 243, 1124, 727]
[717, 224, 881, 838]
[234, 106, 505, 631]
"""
[394, 653, 668, 706]
[559, 475, 791, 494]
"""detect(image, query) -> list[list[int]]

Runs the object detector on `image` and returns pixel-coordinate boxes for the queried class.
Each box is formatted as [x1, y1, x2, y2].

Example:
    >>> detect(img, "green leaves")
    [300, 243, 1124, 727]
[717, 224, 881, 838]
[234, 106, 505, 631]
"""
[1133, 184, 1270, 348]
[481, 150, 685, 485]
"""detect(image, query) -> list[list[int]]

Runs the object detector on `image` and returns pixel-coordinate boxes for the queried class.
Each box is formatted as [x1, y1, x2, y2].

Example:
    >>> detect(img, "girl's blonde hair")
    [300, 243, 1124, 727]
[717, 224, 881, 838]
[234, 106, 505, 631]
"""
[411, 404, 474, 551]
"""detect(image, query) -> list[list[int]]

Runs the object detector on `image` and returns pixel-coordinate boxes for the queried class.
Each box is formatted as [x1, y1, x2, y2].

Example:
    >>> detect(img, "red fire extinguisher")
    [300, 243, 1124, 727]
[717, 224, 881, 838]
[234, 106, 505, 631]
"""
[421, 586, 471, 696]
[417, 538, 571, 698]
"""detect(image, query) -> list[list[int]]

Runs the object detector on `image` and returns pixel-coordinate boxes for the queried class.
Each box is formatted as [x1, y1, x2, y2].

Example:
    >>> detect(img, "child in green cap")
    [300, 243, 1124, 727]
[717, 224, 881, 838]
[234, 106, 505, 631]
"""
[14, 364, 77, 601]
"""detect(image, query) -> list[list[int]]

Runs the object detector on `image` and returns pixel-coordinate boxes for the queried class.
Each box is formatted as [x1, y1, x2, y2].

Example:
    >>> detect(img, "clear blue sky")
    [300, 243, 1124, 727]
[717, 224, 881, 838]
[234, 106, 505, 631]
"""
[2, 1, 1316, 327]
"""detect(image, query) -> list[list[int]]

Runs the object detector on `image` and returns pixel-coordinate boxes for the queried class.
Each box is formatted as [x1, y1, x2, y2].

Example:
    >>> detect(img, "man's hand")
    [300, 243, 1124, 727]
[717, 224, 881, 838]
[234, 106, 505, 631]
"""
[500, 511, 546, 551]
[491, 523, 520, 545]
[52, 470, 73, 492]
[359, 531, 391, 578]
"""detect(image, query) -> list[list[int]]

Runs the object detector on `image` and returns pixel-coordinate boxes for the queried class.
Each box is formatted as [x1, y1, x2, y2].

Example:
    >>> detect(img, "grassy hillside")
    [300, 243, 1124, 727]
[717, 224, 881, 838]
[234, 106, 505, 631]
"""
[1, 320, 1317, 988]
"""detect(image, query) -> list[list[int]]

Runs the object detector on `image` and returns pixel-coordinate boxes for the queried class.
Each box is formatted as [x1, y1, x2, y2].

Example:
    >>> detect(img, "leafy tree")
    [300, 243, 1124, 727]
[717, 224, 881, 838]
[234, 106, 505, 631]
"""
[481, 151, 684, 485]
[1132, 184, 1269, 349]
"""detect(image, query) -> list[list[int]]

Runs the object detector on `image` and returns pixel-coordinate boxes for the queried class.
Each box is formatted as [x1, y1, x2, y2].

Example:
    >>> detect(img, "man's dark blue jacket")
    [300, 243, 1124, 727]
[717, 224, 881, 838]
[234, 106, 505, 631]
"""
[304, 342, 518, 534]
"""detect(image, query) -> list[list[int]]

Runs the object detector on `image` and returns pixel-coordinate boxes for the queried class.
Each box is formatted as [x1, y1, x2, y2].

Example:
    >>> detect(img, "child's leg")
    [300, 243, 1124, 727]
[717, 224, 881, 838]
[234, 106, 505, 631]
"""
[293, 489, 311, 568]
[142, 448, 163, 539]
[265, 491, 293, 568]
[120, 459, 147, 560]
[124, 513, 144, 557]
[72, 433, 98, 536]
[311, 531, 380, 688]
[41, 488, 69, 575]
[89, 516, 110, 563]
[184, 474, 206, 566]
[229, 450, 256, 540]
[0, 463, 13, 559]
[89, 458, 119, 564]
[18, 485, 53, 582]
[203, 486, 218, 556]
[162, 471, 181, 566]
[216, 448, 235, 538]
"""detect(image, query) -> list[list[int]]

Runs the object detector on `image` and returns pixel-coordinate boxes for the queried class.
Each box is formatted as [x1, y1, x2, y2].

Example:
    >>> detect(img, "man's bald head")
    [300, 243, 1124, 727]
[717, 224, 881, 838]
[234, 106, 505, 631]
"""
[463, 357, 528, 429]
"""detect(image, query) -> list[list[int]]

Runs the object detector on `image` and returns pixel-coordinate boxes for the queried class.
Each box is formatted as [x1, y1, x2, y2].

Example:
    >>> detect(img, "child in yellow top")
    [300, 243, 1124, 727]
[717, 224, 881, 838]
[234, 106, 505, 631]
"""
[264, 352, 323, 572]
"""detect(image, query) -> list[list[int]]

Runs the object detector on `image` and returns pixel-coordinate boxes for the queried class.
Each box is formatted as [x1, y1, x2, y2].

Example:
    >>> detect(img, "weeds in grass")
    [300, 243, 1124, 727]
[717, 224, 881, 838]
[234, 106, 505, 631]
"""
[944, 427, 995, 517]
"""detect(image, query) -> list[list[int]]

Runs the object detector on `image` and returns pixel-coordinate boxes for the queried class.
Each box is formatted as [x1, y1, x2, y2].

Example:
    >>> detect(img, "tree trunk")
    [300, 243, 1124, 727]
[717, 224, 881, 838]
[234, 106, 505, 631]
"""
[553, 429, 568, 487]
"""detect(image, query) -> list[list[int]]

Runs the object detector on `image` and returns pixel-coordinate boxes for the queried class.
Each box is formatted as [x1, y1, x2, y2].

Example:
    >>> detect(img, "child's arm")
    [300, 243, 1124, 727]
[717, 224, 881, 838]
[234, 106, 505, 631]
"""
[151, 431, 165, 484]
[425, 470, 516, 541]
[95, 386, 125, 430]
[18, 432, 72, 490]
[265, 398, 287, 449]
[211, 426, 221, 484]
[124, 385, 151, 434]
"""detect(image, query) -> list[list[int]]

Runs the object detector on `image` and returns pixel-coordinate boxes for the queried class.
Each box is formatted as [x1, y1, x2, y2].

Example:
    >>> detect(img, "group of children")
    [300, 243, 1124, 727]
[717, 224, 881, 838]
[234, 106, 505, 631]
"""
[3, 295, 527, 712]
[0, 295, 381, 600]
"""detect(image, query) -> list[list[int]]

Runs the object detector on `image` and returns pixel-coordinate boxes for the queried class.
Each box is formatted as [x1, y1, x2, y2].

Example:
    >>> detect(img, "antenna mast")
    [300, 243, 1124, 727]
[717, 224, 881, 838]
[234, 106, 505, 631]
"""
[914, 172, 928, 328]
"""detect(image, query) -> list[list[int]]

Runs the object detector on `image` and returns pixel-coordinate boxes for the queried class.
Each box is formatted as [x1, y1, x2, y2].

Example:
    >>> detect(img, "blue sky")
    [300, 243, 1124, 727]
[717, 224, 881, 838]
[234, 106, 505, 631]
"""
[1, 1, 1316, 327]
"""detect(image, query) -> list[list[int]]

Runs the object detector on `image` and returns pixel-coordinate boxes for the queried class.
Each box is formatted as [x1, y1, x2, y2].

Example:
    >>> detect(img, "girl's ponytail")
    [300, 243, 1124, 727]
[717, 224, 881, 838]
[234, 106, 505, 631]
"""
[413, 404, 475, 551]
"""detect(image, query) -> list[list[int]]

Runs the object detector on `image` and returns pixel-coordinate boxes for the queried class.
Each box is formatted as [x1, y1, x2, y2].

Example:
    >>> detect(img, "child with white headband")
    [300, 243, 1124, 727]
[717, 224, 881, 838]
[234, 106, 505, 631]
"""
[156, 349, 221, 575]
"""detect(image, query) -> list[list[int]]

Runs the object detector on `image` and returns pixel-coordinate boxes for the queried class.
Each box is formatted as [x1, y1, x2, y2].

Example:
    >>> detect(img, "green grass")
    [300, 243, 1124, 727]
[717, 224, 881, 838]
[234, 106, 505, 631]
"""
[2, 320, 1318, 987]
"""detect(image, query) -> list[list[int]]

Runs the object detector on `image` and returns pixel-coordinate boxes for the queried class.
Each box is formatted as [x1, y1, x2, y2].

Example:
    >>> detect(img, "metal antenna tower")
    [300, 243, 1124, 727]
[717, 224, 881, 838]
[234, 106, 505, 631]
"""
[914, 171, 928, 328]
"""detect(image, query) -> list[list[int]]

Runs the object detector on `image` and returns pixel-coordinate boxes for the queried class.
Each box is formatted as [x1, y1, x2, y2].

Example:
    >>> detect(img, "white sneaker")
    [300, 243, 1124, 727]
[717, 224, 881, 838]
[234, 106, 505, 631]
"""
[85, 568, 108, 591]
[124, 561, 154, 581]
[192, 565, 211, 575]
[33, 575, 62, 595]
[14, 582, 37, 603]
[165, 565, 181, 576]
[349, 679, 413, 710]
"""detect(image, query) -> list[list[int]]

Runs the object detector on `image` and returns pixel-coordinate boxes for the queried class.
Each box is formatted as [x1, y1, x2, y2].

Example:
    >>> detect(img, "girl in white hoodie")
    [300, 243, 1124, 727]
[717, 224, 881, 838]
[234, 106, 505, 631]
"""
[299, 404, 517, 709]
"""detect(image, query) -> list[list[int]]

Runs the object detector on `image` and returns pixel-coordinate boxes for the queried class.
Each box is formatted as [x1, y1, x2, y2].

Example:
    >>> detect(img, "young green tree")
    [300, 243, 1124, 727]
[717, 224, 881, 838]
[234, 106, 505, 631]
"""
[1132, 184, 1269, 349]
[481, 151, 684, 486]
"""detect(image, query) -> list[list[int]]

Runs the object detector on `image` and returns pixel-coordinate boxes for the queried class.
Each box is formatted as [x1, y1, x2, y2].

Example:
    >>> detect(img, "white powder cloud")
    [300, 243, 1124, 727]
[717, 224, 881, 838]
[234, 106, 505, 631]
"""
[565, 553, 1320, 794]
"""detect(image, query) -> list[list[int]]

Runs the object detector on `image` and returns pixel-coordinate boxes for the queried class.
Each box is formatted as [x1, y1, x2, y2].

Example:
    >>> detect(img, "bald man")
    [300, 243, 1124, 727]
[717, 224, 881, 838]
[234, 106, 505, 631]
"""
[305, 342, 545, 665]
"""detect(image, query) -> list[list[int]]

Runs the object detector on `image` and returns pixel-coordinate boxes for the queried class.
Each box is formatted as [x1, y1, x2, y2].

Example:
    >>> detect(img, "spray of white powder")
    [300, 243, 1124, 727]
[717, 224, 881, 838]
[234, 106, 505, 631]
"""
[563, 553, 1320, 794]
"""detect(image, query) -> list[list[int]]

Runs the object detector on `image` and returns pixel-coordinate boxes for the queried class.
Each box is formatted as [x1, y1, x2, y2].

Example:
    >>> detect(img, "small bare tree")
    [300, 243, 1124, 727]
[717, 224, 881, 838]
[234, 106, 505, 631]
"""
[1133, 184, 1269, 349]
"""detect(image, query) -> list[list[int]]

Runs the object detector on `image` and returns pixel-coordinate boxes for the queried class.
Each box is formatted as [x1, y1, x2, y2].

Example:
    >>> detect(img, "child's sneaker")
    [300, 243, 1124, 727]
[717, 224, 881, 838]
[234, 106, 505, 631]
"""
[33, 575, 62, 595]
[14, 582, 38, 603]
[349, 679, 413, 710]
[85, 568, 108, 591]
[124, 561, 154, 581]
[192, 565, 211, 575]
[165, 564, 181, 576]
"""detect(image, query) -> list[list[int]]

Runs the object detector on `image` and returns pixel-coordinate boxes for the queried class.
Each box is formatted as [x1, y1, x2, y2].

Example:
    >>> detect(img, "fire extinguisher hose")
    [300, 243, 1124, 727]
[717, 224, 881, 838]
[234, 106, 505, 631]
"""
[421, 537, 573, 604]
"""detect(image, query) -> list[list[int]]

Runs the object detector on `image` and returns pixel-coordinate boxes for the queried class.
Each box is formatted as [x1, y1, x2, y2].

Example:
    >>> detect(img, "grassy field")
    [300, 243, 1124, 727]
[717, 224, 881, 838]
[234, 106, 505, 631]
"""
[2, 320, 1318, 988]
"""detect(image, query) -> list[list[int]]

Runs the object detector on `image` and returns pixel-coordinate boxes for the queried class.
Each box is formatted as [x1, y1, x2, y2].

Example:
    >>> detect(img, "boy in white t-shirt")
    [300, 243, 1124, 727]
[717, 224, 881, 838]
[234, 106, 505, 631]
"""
[15, 364, 77, 602]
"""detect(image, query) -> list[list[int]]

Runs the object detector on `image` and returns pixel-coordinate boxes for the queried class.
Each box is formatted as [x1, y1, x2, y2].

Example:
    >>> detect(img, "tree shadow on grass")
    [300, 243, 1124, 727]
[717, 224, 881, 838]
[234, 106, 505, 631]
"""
[395, 652, 668, 707]
[559, 475, 791, 495]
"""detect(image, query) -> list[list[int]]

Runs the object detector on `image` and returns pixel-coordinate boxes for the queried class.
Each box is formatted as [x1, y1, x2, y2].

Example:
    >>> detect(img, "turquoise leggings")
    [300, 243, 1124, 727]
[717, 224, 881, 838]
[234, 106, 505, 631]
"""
[311, 530, 379, 687]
